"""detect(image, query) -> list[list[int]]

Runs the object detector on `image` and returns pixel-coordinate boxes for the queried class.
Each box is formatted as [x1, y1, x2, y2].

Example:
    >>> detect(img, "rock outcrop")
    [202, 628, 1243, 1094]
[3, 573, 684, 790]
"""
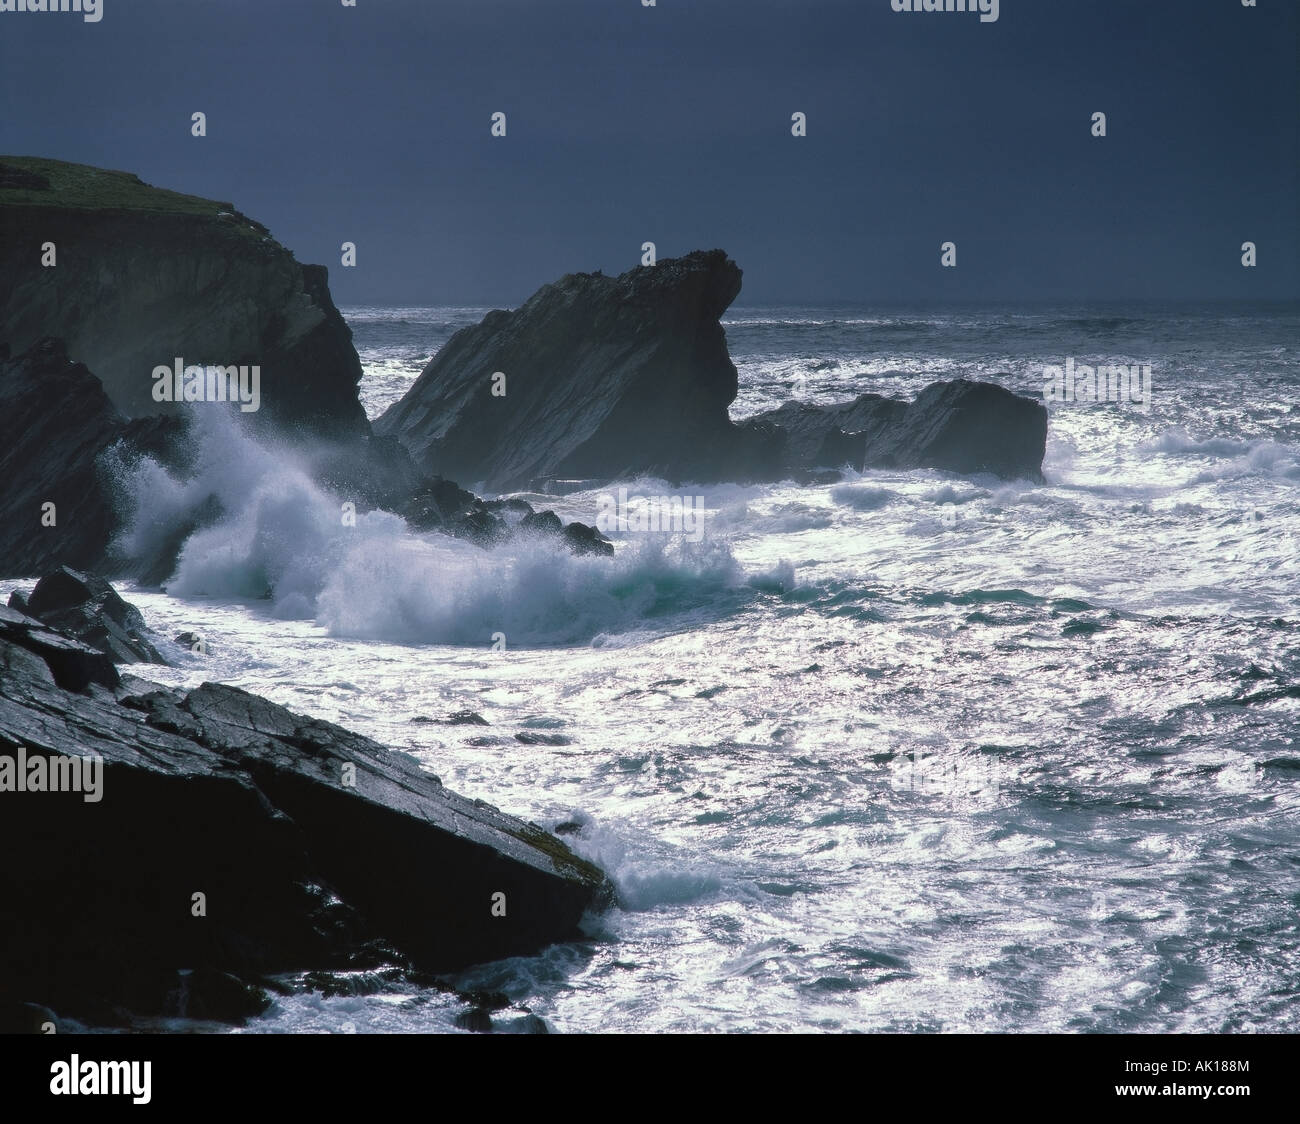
[0, 576, 613, 1027]
[745, 378, 1048, 481]
[377, 250, 1048, 489]
[0, 156, 367, 437]
[0, 336, 195, 578]
[375, 250, 781, 491]
[0, 336, 609, 580]
[15, 565, 166, 664]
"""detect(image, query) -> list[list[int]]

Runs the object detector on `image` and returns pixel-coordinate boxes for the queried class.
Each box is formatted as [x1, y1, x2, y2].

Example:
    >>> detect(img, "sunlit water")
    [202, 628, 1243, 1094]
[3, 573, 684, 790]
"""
[10, 303, 1299, 1032]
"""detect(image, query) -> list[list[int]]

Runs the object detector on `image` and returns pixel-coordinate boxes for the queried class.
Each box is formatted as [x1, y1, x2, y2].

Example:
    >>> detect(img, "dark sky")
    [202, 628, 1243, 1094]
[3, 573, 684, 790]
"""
[1, 0, 1295, 306]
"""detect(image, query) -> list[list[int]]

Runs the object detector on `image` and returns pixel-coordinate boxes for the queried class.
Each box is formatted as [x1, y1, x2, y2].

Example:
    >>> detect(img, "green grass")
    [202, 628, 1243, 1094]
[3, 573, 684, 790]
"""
[0, 155, 242, 220]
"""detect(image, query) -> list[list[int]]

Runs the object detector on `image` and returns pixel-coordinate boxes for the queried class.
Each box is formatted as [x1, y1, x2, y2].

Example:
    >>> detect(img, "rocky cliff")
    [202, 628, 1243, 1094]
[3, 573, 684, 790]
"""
[0, 156, 367, 437]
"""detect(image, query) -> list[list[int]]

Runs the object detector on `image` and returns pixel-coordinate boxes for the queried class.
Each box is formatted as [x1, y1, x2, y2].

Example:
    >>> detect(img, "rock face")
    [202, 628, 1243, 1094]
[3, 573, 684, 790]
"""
[0, 336, 609, 580]
[377, 250, 1047, 489]
[0, 577, 613, 1026]
[745, 378, 1048, 481]
[18, 566, 165, 664]
[375, 250, 780, 491]
[0, 336, 194, 577]
[0, 156, 367, 437]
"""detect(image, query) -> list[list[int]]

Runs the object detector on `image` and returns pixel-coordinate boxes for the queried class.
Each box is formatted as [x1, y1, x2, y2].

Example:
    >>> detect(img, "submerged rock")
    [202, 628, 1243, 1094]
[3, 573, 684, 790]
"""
[0, 574, 614, 1027]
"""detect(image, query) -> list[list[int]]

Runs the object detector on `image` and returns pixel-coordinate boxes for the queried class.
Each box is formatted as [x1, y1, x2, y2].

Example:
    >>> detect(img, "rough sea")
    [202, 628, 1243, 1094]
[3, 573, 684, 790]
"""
[14, 302, 1298, 1033]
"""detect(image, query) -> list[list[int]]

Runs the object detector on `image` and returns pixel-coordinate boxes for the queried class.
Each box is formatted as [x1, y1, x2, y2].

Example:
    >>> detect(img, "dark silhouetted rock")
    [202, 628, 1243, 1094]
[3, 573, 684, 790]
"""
[0, 336, 208, 580]
[0, 156, 368, 438]
[517, 510, 614, 556]
[0, 337, 133, 576]
[179, 969, 272, 1023]
[376, 250, 783, 491]
[455, 1007, 494, 1033]
[866, 379, 1047, 479]
[399, 476, 508, 545]
[22, 566, 165, 664]
[562, 521, 614, 557]
[0, 603, 120, 691]
[377, 251, 1045, 489]
[744, 379, 1047, 481]
[0, 597, 614, 1027]
[520, 510, 565, 536]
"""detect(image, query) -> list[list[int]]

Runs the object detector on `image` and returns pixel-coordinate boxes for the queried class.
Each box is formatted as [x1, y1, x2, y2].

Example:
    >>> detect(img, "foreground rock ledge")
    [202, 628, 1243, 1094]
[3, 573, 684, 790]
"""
[0, 601, 613, 1026]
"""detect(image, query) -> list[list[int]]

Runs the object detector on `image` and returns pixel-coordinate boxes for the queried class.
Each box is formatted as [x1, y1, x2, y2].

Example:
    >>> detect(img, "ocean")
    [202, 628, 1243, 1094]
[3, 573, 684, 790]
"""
[11, 302, 1298, 1032]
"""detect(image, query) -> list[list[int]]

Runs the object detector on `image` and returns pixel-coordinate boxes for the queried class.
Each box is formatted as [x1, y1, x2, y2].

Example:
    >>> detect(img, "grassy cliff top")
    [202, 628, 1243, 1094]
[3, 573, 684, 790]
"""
[0, 156, 266, 234]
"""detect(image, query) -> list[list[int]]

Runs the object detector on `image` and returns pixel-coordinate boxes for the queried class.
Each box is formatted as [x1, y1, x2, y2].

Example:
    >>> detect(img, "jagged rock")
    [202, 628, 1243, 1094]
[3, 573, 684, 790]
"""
[0, 599, 614, 1027]
[0, 156, 367, 437]
[520, 510, 565, 536]
[22, 566, 165, 664]
[400, 482, 612, 556]
[742, 394, 906, 471]
[483, 497, 535, 519]
[0, 337, 133, 575]
[0, 336, 213, 580]
[399, 476, 508, 544]
[375, 250, 783, 491]
[744, 378, 1047, 481]
[867, 379, 1046, 479]
[377, 251, 1046, 488]
[562, 521, 614, 557]
[517, 510, 614, 556]
[0, 603, 120, 691]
